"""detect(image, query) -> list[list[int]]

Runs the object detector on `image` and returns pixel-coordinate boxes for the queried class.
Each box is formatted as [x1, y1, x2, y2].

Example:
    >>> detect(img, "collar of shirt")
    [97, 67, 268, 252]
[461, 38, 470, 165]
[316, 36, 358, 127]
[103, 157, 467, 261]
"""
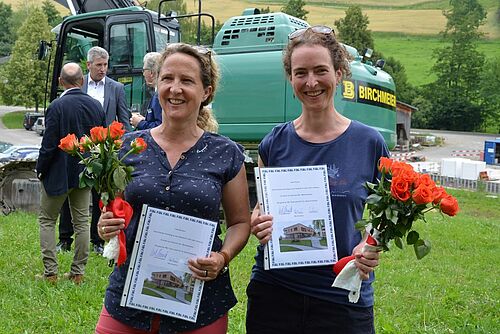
[59, 87, 80, 98]
[88, 76, 106, 87]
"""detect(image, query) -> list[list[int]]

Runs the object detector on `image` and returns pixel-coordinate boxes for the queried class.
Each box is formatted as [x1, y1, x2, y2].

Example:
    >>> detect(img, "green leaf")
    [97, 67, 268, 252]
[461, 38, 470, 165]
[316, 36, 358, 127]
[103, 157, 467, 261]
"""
[125, 166, 134, 174]
[355, 219, 368, 230]
[414, 239, 431, 259]
[91, 161, 103, 176]
[101, 192, 109, 207]
[366, 182, 376, 191]
[366, 194, 382, 204]
[113, 167, 127, 190]
[394, 237, 403, 249]
[407, 231, 420, 245]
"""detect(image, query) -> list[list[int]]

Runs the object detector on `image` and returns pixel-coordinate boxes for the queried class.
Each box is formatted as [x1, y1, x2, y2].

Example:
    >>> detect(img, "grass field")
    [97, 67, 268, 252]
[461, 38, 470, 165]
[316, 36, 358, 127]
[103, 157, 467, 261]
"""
[1, 110, 25, 129]
[374, 34, 500, 86]
[0, 189, 498, 333]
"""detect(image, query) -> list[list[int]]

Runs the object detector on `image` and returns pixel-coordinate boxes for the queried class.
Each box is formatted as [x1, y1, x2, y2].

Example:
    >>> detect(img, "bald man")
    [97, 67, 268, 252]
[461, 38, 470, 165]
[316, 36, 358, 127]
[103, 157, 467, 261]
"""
[36, 62, 106, 284]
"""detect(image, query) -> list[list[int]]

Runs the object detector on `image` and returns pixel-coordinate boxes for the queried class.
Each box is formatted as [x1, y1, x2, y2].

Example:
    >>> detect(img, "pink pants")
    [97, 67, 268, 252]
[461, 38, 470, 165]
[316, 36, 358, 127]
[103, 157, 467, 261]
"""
[95, 306, 228, 334]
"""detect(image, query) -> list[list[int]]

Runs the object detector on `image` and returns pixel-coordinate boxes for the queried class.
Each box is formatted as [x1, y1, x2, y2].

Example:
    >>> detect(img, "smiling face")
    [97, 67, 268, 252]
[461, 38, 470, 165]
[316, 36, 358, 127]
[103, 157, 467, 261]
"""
[157, 52, 212, 124]
[289, 44, 342, 113]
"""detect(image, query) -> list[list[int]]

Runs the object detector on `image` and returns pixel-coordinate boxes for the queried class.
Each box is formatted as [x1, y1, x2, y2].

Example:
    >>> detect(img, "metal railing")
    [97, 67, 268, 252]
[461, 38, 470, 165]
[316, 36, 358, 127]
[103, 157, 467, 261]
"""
[429, 174, 500, 194]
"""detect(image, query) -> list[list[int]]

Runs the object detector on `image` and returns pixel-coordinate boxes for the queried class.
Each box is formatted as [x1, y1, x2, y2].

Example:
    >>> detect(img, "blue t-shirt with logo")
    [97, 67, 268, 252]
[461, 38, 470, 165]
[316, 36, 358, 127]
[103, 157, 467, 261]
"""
[251, 120, 389, 307]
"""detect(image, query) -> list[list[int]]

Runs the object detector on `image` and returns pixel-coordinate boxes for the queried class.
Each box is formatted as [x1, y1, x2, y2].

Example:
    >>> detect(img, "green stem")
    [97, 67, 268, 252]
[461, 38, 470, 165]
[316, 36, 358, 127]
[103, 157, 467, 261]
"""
[119, 148, 136, 163]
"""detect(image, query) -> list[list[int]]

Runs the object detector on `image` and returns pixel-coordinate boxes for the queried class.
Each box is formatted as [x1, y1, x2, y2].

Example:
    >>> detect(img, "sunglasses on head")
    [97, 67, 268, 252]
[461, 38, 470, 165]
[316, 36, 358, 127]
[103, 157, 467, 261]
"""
[289, 25, 335, 40]
[166, 43, 212, 56]
[193, 45, 212, 56]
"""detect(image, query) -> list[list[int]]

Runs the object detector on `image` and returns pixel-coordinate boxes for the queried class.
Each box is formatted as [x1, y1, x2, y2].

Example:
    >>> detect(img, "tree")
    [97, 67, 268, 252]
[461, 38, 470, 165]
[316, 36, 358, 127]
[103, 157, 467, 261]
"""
[479, 57, 500, 132]
[334, 5, 373, 53]
[42, 0, 63, 27]
[260, 7, 272, 14]
[0, 7, 52, 111]
[0, 2, 14, 56]
[383, 56, 416, 104]
[423, 0, 486, 131]
[281, 0, 308, 21]
[409, 95, 432, 129]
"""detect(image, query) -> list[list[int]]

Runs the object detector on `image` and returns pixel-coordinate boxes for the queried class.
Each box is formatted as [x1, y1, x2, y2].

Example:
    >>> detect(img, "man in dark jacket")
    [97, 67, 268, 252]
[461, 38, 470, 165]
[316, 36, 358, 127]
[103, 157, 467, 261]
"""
[36, 62, 105, 284]
[58, 46, 131, 255]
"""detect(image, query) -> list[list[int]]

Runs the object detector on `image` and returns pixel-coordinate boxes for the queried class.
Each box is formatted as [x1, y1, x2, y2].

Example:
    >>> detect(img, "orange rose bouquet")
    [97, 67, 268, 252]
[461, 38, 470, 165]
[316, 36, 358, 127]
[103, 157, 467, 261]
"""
[332, 157, 459, 302]
[58, 121, 147, 266]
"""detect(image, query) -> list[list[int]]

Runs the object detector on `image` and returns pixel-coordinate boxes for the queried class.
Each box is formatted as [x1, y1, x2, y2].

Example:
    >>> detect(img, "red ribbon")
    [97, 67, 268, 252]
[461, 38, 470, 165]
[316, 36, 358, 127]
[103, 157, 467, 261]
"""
[333, 234, 378, 275]
[99, 197, 133, 266]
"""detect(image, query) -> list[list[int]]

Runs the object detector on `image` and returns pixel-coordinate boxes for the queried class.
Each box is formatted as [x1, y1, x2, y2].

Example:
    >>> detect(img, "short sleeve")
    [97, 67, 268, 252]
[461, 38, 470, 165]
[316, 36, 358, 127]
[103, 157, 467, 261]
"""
[222, 140, 245, 184]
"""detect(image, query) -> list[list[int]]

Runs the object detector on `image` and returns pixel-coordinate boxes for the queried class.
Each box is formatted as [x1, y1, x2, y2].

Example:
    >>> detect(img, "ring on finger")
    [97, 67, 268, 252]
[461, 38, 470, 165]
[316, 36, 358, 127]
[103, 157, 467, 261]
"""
[205, 270, 208, 277]
[102, 225, 106, 233]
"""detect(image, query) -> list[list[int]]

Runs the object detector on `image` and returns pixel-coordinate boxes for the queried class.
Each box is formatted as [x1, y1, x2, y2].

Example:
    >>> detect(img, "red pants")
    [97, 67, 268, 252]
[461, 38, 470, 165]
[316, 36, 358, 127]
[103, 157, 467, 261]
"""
[95, 306, 228, 334]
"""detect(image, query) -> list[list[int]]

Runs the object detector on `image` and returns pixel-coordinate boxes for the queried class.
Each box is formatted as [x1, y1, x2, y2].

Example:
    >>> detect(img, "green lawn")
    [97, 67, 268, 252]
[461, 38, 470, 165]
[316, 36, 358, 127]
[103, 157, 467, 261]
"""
[1, 111, 26, 129]
[0, 189, 498, 333]
[374, 33, 500, 87]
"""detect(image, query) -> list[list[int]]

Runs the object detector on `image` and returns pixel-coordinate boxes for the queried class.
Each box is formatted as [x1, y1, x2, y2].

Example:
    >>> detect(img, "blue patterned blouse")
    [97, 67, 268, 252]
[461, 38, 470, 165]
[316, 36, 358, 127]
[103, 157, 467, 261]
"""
[104, 129, 245, 333]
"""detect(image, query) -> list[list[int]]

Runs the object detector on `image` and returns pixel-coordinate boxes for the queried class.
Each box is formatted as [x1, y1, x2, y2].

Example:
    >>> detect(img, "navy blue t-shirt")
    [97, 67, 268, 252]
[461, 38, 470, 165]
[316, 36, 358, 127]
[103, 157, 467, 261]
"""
[251, 120, 389, 307]
[104, 130, 245, 333]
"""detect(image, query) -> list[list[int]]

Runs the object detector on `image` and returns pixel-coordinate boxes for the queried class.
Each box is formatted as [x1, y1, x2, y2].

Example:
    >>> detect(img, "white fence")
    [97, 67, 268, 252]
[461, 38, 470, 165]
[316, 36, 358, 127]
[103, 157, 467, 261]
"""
[429, 175, 500, 194]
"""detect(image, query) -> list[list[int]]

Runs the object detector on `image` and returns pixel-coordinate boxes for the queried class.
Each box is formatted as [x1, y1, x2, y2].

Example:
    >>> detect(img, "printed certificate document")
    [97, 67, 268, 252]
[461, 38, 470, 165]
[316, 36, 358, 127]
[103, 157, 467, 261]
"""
[255, 165, 337, 270]
[120, 205, 217, 322]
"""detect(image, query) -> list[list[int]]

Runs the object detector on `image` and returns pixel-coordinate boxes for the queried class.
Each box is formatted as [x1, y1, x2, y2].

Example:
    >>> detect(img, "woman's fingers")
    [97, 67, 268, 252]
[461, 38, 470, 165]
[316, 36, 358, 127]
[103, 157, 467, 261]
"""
[250, 215, 273, 244]
[98, 210, 125, 239]
[187, 257, 219, 281]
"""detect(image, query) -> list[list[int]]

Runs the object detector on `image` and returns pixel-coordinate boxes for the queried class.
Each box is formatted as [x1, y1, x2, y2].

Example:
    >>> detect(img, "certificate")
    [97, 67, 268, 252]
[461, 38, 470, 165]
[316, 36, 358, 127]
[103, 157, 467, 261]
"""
[120, 205, 217, 323]
[255, 165, 337, 270]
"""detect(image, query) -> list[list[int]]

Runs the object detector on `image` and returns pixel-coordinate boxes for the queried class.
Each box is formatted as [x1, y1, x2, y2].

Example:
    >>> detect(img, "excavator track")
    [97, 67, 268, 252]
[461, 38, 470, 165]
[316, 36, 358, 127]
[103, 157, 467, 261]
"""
[0, 159, 39, 215]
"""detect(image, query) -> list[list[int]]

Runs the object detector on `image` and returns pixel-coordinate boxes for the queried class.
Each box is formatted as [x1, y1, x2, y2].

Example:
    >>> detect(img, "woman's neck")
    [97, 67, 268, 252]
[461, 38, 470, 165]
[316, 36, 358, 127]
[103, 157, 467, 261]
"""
[293, 107, 351, 143]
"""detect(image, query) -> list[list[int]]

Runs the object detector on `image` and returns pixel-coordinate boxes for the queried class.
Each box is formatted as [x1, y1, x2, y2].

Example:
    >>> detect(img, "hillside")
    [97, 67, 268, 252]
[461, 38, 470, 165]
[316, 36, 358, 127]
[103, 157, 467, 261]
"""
[2, 0, 499, 87]
[188, 0, 500, 39]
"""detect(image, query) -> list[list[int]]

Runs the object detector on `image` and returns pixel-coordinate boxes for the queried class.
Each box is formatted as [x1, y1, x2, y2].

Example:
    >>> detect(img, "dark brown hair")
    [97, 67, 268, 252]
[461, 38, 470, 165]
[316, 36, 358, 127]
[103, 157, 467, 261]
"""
[283, 29, 351, 79]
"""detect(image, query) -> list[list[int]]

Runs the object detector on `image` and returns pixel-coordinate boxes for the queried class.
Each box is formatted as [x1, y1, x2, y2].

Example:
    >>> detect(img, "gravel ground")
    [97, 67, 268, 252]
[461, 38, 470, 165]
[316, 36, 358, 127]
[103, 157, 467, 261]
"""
[0, 106, 42, 146]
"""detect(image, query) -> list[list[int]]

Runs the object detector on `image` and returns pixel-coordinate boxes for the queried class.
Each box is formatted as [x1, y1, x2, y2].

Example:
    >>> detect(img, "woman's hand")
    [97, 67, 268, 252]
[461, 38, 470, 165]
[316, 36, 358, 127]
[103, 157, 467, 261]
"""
[251, 209, 273, 245]
[97, 206, 125, 241]
[188, 251, 226, 281]
[352, 241, 380, 280]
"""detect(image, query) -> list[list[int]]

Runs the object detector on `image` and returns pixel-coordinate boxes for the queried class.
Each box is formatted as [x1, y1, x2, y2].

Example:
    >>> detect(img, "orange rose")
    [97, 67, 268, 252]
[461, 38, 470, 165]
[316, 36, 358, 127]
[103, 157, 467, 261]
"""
[412, 185, 434, 205]
[114, 139, 123, 149]
[390, 176, 411, 202]
[440, 194, 459, 216]
[432, 186, 448, 204]
[415, 174, 436, 191]
[90, 126, 108, 143]
[401, 168, 418, 185]
[391, 161, 414, 178]
[378, 157, 393, 173]
[58, 134, 79, 154]
[109, 121, 125, 140]
[131, 137, 147, 153]
[79, 135, 93, 153]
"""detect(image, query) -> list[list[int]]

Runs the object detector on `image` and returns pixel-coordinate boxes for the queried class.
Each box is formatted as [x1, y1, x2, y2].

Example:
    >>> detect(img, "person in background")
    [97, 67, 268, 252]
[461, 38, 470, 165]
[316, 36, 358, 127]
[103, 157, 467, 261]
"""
[95, 43, 251, 333]
[246, 26, 389, 334]
[130, 52, 163, 130]
[35, 63, 105, 284]
[57, 46, 131, 256]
